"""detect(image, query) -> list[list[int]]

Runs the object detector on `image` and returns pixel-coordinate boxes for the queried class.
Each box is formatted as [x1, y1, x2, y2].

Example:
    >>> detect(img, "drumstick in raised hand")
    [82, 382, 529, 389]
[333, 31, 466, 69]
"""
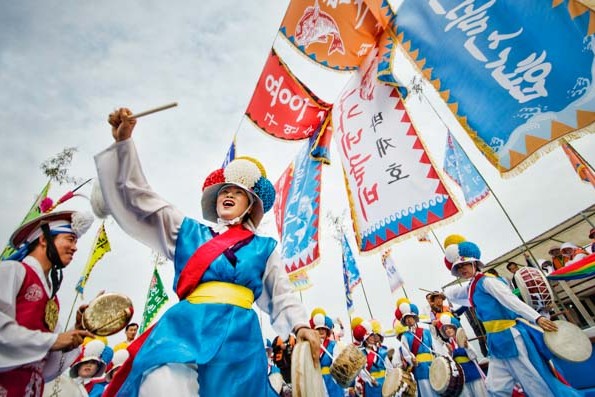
[129, 102, 178, 119]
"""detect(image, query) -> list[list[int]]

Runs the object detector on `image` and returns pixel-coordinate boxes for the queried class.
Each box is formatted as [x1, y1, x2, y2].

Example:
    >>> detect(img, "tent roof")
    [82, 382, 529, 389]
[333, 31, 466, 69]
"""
[443, 204, 595, 287]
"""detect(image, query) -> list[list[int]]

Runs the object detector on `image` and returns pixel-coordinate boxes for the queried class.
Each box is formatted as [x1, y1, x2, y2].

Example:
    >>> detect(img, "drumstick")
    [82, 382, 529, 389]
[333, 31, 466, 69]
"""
[130, 102, 178, 119]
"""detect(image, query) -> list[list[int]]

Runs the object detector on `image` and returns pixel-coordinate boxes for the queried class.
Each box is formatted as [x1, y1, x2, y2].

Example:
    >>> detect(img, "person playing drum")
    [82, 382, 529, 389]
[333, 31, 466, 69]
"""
[435, 314, 488, 397]
[0, 209, 95, 396]
[394, 299, 439, 397]
[310, 311, 344, 397]
[96, 108, 320, 397]
[352, 320, 390, 397]
[443, 239, 582, 397]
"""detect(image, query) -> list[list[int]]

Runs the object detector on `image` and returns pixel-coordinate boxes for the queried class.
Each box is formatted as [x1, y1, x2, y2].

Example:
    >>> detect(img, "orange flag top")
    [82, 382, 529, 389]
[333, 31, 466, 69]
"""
[561, 138, 595, 188]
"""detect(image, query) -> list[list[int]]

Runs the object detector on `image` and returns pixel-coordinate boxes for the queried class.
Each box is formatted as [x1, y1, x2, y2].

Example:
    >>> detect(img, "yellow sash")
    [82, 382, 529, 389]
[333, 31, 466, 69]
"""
[370, 370, 386, 379]
[483, 319, 516, 333]
[416, 353, 433, 362]
[187, 281, 254, 309]
[321, 367, 331, 375]
[454, 356, 470, 364]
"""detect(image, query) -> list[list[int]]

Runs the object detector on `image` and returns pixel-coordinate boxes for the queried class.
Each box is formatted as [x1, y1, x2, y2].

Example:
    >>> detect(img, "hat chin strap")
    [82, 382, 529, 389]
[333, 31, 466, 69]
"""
[215, 202, 254, 230]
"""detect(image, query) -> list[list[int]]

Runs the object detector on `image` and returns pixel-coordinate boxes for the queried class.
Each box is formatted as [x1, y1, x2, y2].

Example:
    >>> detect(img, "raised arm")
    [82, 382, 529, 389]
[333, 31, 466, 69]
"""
[94, 108, 184, 259]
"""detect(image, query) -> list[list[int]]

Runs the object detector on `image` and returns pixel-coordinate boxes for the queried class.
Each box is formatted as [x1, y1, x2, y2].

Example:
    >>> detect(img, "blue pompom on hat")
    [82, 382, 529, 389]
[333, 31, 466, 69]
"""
[448, 240, 485, 277]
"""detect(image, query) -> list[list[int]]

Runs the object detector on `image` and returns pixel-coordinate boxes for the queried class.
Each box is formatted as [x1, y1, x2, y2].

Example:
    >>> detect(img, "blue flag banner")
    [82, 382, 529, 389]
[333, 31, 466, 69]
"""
[443, 131, 490, 208]
[395, 0, 595, 175]
[279, 136, 322, 274]
[342, 260, 354, 314]
[341, 234, 362, 292]
[222, 138, 236, 168]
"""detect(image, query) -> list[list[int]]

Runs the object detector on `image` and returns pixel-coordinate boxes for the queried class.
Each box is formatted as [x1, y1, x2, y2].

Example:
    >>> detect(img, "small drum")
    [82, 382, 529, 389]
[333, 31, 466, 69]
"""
[429, 356, 465, 397]
[514, 268, 554, 312]
[400, 368, 417, 397]
[82, 293, 134, 336]
[543, 320, 592, 363]
[291, 341, 326, 397]
[329, 343, 367, 388]
[455, 327, 468, 348]
[382, 367, 402, 397]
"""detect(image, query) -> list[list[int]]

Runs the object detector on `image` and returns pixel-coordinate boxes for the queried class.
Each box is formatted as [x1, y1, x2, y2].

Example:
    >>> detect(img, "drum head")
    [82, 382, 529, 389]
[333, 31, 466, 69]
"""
[330, 344, 366, 388]
[268, 372, 284, 394]
[382, 367, 402, 397]
[82, 293, 134, 336]
[429, 356, 449, 394]
[455, 327, 468, 347]
[543, 320, 592, 363]
[291, 341, 326, 397]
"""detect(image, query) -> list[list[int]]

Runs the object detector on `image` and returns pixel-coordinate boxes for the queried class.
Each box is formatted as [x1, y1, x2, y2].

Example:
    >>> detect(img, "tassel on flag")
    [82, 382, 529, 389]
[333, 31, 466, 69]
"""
[381, 249, 405, 294]
[443, 131, 490, 208]
[417, 233, 431, 243]
[1, 181, 51, 260]
[222, 136, 236, 168]
[288, 269, 312, 291]
[75, 222, 111, 295]
[560, 138, 595, 188]
[140, 266, 169, 333]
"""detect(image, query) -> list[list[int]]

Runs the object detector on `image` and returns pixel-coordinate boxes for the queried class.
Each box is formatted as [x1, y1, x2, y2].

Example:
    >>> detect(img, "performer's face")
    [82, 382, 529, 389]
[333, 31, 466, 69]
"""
[77, 361, 99, 378]
[457, 262, 475, 279]
[216, 185, 251, 221]
[444, 327, 456, 338]
[51, 233, 78, 266]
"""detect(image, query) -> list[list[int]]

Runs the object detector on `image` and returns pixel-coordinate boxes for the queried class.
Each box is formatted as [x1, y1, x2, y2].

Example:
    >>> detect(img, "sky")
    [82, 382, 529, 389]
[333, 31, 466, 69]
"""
[0, 1, 594, 347]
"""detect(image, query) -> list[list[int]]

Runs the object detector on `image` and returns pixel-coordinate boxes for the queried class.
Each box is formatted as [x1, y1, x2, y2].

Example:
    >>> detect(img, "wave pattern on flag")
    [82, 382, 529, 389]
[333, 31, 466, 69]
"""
[140, 266, 169, 333]
[75, 222, 111, 295]
[275, 137, 322, 282]
[443, 131, 490, 208]
[381, 249, 404, 294]
[560, 138, 595, 187]
[279, 0, 381, 71]
[332, 48, 460, 252]
[1, 181, 51, 260]
[246, 49, 331, 140]
[395, 0, 595, 175]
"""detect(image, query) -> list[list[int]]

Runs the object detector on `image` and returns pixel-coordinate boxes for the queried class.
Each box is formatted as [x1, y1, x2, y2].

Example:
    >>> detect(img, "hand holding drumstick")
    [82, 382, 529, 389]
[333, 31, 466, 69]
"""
[108, 103, 177, 142]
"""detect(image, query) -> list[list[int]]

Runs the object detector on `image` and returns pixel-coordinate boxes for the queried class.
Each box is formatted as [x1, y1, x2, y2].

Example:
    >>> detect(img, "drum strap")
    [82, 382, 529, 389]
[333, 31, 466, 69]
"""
[411, 327, 424, 356]
[176, 224, 254, 299]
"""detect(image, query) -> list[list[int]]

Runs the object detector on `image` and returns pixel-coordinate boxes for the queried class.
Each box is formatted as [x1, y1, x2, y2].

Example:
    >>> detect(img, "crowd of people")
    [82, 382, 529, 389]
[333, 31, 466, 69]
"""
[0, 108, 591, 397]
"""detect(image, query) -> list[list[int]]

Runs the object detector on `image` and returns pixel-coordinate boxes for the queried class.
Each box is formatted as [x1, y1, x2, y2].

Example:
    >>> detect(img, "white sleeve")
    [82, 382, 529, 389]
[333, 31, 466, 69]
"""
[0, 261, 58, 371]
[482, 277, 541, 322]
[94, 139, 184, 259]
[42, 348, 81, 381]
[444, 282, 471, 307]
[255, 250, 308, 338]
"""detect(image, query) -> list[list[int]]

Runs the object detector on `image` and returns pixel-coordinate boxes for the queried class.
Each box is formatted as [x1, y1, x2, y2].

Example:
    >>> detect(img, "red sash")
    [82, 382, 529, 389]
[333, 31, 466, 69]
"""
[176, 224, 254, 299]
[411, 327, 424, 356]
[104, 224, 254, 397]
[468, 273, 484, 308]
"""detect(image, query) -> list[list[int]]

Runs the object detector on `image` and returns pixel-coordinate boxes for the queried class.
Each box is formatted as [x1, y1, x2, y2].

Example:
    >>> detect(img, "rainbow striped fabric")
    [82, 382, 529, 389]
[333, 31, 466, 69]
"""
[547, 253, 595, 281]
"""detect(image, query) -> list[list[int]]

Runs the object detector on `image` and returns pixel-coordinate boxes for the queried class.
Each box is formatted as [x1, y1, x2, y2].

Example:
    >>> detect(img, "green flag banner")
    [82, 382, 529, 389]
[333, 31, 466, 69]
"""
[140, 266, 169, 333]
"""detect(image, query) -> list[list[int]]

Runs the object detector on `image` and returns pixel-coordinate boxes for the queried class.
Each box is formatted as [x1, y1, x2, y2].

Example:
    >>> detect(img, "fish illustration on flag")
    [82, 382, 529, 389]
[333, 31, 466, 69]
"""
[279, 0, 382, 70]
[394, 0, 595, 175]
[443, 131, 490, 208]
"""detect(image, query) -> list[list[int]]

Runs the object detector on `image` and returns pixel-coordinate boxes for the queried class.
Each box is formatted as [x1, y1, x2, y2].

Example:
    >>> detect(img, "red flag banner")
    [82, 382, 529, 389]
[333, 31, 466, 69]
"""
[246, 49, 331, 140]
[279, 0, 381, 71]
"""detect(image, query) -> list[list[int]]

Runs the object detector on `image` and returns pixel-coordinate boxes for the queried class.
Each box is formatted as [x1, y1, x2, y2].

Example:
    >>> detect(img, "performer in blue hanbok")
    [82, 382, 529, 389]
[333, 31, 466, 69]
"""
[443, 239, 582, 397]
[395, 299, 438, 397]
[96, 108, 320, 397]
[435, 313, 487, 397]
[311, 312, 344, 397]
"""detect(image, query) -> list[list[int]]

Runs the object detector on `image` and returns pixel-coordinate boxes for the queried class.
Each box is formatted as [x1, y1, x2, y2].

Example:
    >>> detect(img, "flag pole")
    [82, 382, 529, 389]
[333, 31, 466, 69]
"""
[416, 86, 534, 260]
[359, 281, 375, 320]
[64, 293, 81, 330]
[565, 139, 595, 171]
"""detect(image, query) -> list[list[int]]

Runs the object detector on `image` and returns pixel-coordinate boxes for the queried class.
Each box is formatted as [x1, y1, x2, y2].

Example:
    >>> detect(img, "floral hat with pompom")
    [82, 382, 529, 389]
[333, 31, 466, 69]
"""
[446, 240, 484, 277]
[434, 313, 461, 339]
[394, 298, 419, 326]
[201, 157, 275, 228]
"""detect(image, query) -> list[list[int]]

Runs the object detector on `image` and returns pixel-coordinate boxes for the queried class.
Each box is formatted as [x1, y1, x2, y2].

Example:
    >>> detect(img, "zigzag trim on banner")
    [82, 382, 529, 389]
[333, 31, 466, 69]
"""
[343, 86, 461, 254]
[395, 1, 595, 175]
[282, 160, 322, 273]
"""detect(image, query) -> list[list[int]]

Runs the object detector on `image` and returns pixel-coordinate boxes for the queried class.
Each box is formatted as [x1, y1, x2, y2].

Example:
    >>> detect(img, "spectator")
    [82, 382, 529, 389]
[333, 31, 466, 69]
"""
[560, 242, 588, 265]
[547, 246, 567, 270]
